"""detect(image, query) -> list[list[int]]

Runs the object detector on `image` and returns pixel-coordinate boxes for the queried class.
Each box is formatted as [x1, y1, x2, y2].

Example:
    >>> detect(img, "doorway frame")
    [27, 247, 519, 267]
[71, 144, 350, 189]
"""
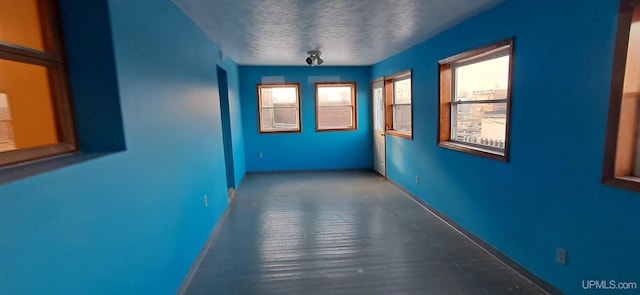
[217, 66, 235, 189]
[371, 77, 387, 178]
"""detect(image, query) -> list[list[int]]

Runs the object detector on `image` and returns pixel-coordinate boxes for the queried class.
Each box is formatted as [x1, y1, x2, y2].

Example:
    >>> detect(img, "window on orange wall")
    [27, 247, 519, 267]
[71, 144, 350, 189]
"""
[438, 38, 514, 162]
[603, 0, 640, 191]
[0, 0, 76, 166]
[257, 83, 301, 133]
[315, 82, 357, 131]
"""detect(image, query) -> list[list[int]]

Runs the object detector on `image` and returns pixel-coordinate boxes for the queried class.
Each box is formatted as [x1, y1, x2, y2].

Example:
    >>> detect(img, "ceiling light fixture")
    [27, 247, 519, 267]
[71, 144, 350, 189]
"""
[306, 50, 324, 66]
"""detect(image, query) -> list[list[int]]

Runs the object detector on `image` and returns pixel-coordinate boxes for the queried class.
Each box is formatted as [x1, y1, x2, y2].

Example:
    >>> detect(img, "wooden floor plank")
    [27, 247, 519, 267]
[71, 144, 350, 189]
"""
[184, 170, 548, 294]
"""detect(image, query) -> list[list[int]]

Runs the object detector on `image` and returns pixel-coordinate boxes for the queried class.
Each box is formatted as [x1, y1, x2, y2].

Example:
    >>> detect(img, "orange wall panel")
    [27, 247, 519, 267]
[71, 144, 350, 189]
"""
[0, 0, 44, 50]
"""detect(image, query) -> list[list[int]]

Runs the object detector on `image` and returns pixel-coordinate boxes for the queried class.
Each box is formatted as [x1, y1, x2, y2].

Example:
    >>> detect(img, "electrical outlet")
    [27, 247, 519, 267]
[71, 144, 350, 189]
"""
[415, 175, 420, 184]
[556, 248, 567, 265]
[258, 152, 263, 158]
[203, 195, 208, 208]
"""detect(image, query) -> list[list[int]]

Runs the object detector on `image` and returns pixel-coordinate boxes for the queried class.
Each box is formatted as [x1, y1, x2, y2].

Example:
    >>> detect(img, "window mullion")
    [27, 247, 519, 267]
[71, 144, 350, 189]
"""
[452, 99, 508, 105]
[0, 43, 64, 65]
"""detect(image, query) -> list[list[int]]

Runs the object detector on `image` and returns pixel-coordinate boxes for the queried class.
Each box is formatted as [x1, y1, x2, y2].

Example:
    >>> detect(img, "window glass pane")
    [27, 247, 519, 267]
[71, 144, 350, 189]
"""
[317, 86, 352, 106]
[393, 104, 412, 132]
[259, 85, 300, 133]
[0, 93, 15, 152]
[372, 83, 384, 131]
[260, 87, 297, 108]
[394, 77, 411, 104]
[318, 106, 353, 129]
[316, 84, 355, 130]
[455, 55, 509, 101]
[0, 0, 45, 50]
[453, 102, 507, 150]
[0, 59, 58, 152]
[438, 40, 512, 159]
[261, 107, 299, 131]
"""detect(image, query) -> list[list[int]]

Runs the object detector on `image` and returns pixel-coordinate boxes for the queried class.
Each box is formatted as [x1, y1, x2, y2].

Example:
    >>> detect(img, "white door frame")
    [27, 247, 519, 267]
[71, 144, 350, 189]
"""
[371, 78, 386, 177]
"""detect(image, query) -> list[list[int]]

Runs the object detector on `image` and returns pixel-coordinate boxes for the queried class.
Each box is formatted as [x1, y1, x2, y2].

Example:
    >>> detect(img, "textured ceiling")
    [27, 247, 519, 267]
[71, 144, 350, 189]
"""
[172, 0, 505, 66]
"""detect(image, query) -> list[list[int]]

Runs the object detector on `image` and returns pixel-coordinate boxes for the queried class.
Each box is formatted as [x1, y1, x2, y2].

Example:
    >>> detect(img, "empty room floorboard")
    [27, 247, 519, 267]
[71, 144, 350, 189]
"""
[183, 170, 548, 295]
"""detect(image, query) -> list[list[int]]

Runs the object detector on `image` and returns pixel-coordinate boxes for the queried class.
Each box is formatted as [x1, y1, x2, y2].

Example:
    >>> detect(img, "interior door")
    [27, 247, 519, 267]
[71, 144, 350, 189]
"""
[371, 79, 386, 176]
[217, 66, 235, 189]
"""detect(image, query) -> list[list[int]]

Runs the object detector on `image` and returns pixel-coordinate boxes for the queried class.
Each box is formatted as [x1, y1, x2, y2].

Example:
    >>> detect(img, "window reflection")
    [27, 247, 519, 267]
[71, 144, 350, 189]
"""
[0, 93, 15, 152]
[0, 59, 59, 151]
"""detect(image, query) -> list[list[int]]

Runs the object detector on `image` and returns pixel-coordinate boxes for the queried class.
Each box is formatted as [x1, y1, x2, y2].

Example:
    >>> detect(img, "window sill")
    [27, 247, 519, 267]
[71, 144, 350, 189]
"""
[603, 175, 640, 192]
[438, 141, 507, 162]
[0, 151, 122, 185]
[317, 127, 357, 132]
[386, 130, 412, 140]
[259, 130, 302, 134]
[0, 144, 77, 167]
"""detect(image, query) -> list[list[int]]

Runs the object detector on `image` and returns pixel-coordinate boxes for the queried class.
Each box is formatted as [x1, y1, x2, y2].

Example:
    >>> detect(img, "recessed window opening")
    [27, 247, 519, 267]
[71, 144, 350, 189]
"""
[384, 70, 413, 139]
[451, 52, 510, 152]
[602, 0, 640, 191]
[0, 0, 77, 167]
[257, 83, 301, 133]
[438, 38, 514, 161]
[315, 82, 357, 131]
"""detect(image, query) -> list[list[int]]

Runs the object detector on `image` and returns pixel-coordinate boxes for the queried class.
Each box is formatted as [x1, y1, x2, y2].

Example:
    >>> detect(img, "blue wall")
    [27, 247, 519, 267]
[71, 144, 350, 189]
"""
[372, 1, 640, 294]
[240, 66, 372, 172]
[0, 0, 245, 293]
[1, 0, 636, 294]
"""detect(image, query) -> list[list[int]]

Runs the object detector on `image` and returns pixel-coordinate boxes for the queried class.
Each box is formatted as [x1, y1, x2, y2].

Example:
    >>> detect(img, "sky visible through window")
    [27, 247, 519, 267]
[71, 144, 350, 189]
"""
[394, 78, 411, 104]
[453, 54, 510, 148]
[318, 86, 351, 103]
[455, 56, 509, 100]
[270, 87, 297, 103]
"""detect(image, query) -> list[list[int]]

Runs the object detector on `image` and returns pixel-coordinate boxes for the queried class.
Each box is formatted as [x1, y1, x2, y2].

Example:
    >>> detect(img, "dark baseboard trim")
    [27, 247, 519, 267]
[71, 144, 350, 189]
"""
[386, 178, 564, 295]
[176, 197, 236, 295]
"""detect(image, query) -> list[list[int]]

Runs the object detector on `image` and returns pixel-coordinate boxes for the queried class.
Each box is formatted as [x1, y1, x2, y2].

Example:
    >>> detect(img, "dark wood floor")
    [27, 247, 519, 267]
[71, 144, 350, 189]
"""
[182, 170, 548, 294]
